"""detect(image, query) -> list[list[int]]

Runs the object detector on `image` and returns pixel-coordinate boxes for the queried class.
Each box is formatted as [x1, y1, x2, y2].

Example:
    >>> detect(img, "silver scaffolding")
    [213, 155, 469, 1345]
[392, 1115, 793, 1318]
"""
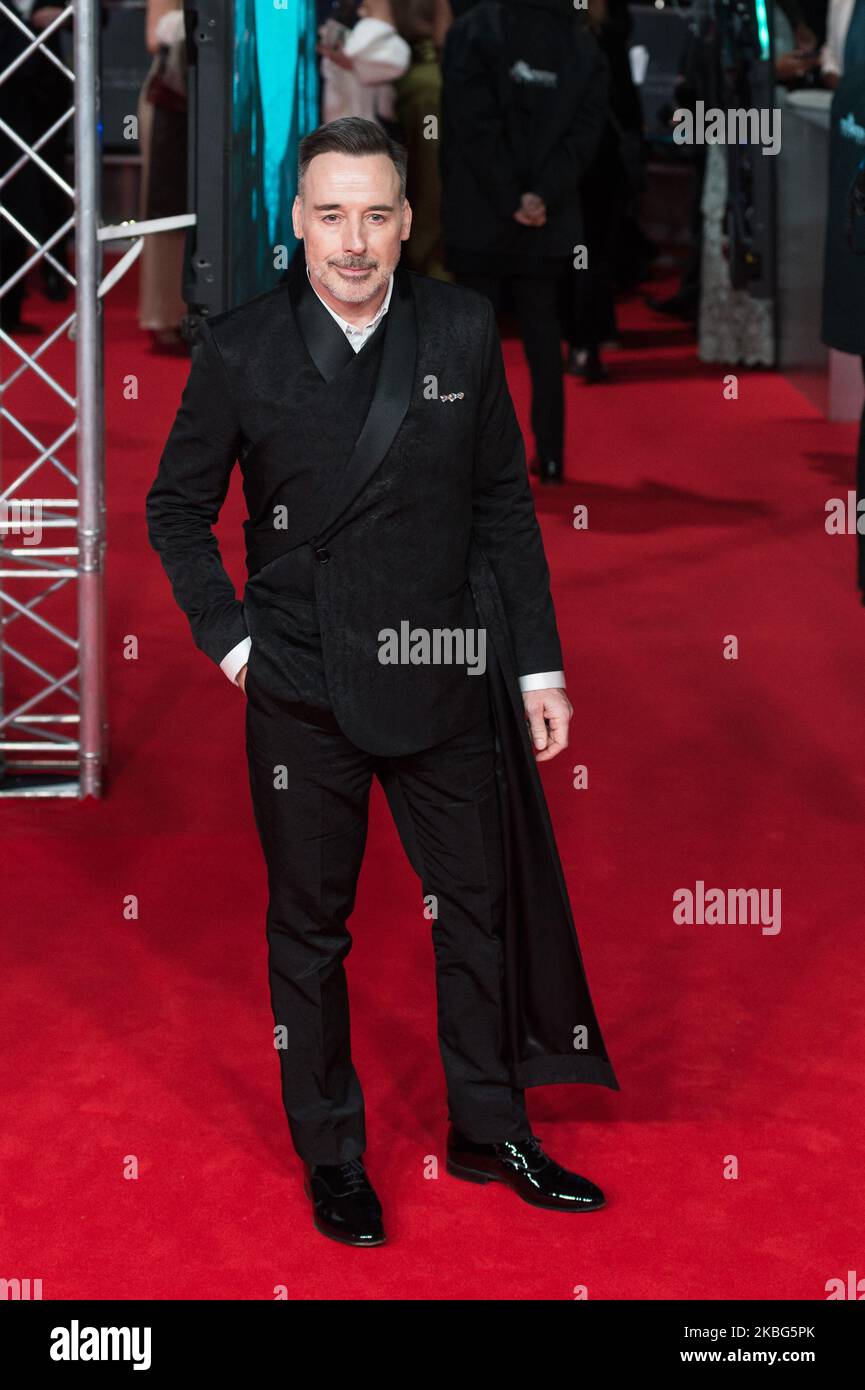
[0, 1, 193, 798]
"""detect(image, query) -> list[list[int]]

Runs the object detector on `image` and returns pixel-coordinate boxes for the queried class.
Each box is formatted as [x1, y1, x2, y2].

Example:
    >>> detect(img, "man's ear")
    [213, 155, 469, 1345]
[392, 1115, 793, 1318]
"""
[291, 194, 303, 241]
[400, 197, 413, 242]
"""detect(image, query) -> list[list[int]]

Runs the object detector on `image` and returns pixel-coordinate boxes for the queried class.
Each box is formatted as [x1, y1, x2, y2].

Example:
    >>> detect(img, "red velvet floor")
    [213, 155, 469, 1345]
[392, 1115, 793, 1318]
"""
[2, 270, 863, 1300]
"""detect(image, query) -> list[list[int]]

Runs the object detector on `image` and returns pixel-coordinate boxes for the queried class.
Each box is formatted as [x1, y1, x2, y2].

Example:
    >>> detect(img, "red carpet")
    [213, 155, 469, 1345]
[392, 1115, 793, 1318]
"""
[1, 269, 863, 1299]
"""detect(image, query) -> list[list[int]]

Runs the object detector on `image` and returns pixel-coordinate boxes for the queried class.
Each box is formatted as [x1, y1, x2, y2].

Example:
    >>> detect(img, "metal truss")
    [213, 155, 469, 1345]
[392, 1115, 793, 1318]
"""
[0, 1, 194, 797]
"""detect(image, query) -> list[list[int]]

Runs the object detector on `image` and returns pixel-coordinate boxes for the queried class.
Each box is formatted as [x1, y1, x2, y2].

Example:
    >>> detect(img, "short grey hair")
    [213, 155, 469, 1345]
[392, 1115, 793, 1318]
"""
[298, 117, 408, 199]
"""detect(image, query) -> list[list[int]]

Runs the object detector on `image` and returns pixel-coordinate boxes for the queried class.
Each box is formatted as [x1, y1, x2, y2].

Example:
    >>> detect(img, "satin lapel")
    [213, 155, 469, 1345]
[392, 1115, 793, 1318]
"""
[290, 266, 357, 383]
[311, 267, 418, 541]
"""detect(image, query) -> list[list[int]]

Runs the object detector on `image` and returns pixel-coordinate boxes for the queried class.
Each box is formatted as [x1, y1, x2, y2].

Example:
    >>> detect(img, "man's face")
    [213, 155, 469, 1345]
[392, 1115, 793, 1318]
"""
[292, 152, 412, 308]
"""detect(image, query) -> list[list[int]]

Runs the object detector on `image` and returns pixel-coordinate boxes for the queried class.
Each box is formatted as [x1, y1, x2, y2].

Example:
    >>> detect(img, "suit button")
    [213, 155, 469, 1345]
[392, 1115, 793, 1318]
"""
[313, 545, 330, 563]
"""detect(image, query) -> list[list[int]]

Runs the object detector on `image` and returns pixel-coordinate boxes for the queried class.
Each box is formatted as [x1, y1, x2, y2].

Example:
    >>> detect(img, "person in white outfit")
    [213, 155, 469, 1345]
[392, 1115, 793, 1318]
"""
[318, 0, 411, 126]
[822, 0, 856, 87]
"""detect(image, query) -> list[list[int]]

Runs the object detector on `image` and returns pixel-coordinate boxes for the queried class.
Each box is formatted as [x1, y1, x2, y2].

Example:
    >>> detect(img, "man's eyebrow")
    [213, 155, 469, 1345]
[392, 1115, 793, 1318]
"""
[312, 203, 396, 212]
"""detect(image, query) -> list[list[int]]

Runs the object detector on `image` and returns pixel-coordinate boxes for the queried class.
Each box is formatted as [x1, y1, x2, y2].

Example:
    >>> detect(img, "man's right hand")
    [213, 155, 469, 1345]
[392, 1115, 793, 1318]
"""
[514, 192, 547, 227]
[236, 663, 248, 694]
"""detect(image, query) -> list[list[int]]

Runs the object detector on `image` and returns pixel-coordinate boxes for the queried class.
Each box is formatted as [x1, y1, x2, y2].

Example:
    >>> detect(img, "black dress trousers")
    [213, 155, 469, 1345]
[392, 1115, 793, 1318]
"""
[243, 661, 531, 1166]
[456, 271, 566, 465]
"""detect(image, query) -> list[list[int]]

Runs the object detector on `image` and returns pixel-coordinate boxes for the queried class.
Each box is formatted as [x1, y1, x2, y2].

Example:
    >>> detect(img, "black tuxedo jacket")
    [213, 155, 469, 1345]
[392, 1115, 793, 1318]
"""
[146, 260, 563, 756]
[146, 259, 618, 1092]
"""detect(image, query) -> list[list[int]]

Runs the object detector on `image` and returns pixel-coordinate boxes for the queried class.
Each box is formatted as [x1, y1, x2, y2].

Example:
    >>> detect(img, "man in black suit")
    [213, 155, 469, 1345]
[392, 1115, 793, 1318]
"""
[146, 117, 618, 1247]
[440, 0, 609, 483]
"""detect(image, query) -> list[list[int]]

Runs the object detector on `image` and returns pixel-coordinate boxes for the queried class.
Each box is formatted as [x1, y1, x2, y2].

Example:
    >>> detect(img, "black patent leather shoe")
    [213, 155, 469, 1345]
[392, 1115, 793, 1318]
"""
[303, 1157, 386, 1246]
[446, 1127, 605, 1211]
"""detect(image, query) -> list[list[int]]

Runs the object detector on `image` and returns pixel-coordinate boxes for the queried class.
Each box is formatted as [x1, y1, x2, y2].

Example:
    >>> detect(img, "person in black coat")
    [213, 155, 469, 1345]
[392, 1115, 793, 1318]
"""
[822, 0, 865, 597]
[440, 0, 608, 481]
[146, 117, 618, 1247]
[562, 0, 644, 384]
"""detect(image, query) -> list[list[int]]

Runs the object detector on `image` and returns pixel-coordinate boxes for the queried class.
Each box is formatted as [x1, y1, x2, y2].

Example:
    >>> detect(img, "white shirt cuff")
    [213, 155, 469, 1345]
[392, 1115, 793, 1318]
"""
[220, 636, 251, 685]
[519, 670, 566, 692]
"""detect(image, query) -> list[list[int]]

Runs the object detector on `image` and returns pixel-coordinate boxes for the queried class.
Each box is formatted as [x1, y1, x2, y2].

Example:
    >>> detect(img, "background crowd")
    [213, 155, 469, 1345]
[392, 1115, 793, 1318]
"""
[2, 0, 862, 490]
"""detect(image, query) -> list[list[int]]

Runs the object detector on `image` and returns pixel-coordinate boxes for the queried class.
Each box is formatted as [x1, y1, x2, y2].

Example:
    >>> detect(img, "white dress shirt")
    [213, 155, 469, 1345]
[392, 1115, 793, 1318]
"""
[310, 266, 395, 350]
[219, 272, 565, 694]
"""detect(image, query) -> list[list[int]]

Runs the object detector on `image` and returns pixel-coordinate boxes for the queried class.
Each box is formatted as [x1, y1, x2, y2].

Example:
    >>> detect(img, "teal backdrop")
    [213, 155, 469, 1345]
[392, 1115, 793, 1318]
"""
[231, 0, 319, 304]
